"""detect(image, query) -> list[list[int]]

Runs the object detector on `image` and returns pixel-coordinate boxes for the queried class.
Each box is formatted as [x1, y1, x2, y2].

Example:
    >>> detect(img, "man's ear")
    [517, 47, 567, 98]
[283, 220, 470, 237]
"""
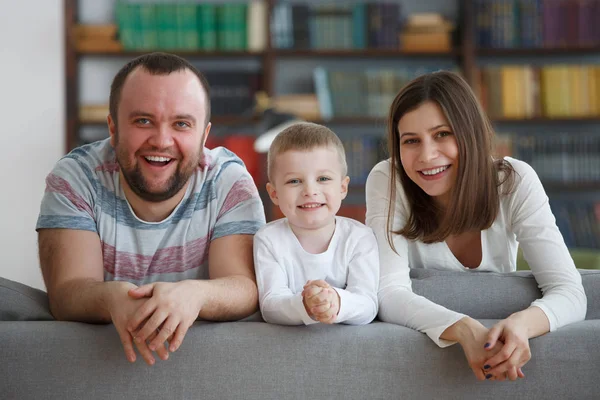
[266, 182, 279, 206]
[341, 176, 350, 200]
[201, 122, 212, 148]
[108, 114, 116, 147]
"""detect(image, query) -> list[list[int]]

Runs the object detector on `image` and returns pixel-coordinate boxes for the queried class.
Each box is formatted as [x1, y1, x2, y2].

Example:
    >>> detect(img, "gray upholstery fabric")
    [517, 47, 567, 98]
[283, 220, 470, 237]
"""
[1, 270, 599, 399]
[0, 277, 53, 321]
[1, 320, 599, 400]
[410, 268, 600, 320]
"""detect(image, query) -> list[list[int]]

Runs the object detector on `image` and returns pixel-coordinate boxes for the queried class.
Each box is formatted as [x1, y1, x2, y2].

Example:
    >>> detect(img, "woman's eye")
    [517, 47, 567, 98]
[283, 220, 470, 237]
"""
[437, 131, 452, 138]
[403, 139, 418, 145]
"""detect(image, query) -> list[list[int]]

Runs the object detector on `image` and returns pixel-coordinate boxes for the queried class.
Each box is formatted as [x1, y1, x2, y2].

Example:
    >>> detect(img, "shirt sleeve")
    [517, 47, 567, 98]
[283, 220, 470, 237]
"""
[507, 158, 587, 330]
[212, 159, 266, 240]
[36, 156, 97, 233]
[334, 229, 379, 325]
[254, 232, 317, 325]
[366, 161, 465, 347]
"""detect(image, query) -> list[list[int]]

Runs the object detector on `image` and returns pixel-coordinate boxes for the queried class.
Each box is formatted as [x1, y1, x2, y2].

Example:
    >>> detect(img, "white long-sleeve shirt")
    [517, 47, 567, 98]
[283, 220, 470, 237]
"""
[366, 157, 587, 347]
[254, 216, 379, 326]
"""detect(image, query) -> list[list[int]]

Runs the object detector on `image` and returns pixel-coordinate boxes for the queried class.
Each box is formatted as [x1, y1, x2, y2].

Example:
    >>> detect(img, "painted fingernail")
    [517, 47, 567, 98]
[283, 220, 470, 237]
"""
[485, 374, 492, 380]
[484, 343, 490, 348]
[484, 365, 491, 369]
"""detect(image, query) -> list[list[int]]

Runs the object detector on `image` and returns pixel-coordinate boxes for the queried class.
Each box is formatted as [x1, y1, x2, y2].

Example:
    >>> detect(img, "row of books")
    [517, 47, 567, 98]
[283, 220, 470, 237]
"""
[474, 0, 600, 48]
[272, 2, 402, 50]
[551, 200, 600, 249]
[200, 69, 261, 116]
[314, 66, 458, 120]
[509, 133, 600, 184]
[476, 64, 600, 119]
[114, 1, 267, 51]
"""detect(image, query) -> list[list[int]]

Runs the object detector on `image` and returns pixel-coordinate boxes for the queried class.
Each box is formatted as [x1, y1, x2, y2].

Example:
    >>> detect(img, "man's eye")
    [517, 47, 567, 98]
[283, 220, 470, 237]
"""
[176, 121, 190, 128]
[135, 118, 150, 125]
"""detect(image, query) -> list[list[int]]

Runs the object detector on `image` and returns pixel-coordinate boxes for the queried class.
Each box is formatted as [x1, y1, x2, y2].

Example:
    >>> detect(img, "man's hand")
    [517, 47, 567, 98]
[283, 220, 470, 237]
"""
[126, 280, 204, 353]
[302, 280, 340, 324]
[107, 281, 169, 365]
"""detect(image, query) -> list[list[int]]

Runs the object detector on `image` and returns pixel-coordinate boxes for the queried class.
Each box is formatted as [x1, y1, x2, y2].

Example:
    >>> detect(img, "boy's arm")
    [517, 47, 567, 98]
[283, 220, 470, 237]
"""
[254, 234, 318, 325]
[332, 231, 380, 325]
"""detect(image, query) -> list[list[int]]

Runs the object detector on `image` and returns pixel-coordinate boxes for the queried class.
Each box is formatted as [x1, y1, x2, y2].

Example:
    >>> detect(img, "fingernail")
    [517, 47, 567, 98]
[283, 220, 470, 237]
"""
[485, 374, 492, 380]
[149, 345, 156, 351]
[484, 343, 490, 348]
[484, 365, 490, 369]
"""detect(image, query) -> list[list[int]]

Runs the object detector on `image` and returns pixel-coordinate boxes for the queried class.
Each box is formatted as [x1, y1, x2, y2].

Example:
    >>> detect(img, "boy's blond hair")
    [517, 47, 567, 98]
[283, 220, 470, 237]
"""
[267, 122, 348, 182]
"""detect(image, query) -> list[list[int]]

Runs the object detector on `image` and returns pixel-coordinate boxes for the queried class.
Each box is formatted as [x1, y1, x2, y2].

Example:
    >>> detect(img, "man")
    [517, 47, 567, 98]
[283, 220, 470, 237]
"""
[37, 52, 265, 365]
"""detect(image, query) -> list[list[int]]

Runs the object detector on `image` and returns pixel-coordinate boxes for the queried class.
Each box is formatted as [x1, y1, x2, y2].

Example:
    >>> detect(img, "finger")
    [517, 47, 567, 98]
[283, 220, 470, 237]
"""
[473, 366, 487, 381]
[517, 367, 525, 378]
[311, 302, 332, 314]
[149, 317, 178, 352]
[507, 367, 519, 381]
[135, 309, 169, 343]
[146, 330, 169, 361]
[127, 301, 157, 333]
[132, 333, 155, 366]
[169, 322, 191, 353]
[484, 342, 517, 369]
[302, 286, 322, 299]
[115, 326, 136, 363]
[485, 324, 504, 351]
[303, 280, 314, 289]
[310, 280, 330, 288]
[128, 283, 155, 299]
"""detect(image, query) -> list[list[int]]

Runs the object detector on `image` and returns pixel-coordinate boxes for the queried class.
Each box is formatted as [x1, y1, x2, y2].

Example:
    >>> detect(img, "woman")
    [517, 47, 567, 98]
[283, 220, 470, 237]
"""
[365, 71, 586, 381]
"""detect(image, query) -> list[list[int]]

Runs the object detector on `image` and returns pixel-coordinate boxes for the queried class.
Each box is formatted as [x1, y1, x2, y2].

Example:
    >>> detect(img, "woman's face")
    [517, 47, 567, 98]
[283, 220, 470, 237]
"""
[397, 101, 459, 207]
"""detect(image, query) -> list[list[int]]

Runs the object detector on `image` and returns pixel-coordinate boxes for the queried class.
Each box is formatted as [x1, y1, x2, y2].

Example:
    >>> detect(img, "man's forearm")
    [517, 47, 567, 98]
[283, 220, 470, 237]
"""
[48, 279, 128, 323]
[190, 276, 258, 321]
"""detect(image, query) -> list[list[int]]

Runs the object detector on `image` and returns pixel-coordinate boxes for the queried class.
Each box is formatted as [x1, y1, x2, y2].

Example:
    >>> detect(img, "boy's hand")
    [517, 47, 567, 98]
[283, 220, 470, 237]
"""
[302, 280, 340, 324]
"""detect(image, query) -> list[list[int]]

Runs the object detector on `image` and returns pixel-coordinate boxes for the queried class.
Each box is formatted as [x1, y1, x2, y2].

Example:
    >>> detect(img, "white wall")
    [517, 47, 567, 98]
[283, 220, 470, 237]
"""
[0, 0, 64, 290]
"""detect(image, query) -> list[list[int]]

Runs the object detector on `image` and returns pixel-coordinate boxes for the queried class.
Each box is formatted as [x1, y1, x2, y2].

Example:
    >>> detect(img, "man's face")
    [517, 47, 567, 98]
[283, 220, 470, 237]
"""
[108, 67, 210, 202]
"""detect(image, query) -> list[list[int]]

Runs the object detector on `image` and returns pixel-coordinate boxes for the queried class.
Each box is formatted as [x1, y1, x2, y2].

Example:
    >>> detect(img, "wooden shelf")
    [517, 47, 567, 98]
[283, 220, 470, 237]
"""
[477, 47, 600, 56]
[492, 117, 600, 123]
[76, 49, 266, 57]
[275, 48, 460, 58]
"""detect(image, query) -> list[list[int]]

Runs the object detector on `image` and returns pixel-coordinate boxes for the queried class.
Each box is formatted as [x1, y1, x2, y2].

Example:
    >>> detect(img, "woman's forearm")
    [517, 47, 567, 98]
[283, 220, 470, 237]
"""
[506, 306, 550, 339]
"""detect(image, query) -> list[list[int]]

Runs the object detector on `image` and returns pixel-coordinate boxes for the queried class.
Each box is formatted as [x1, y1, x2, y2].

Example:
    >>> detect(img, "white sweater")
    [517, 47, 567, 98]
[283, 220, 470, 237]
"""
[254, 216, 379, 325]
[366, 157, 587, 347]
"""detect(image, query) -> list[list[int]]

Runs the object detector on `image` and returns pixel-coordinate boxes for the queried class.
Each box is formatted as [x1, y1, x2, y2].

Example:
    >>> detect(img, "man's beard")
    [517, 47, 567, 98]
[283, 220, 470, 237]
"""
[116, 143, 200, 203]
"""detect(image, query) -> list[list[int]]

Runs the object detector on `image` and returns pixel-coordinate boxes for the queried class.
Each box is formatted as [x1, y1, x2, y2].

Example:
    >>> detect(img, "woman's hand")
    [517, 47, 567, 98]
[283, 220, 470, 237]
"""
[483, 313, 534, 381]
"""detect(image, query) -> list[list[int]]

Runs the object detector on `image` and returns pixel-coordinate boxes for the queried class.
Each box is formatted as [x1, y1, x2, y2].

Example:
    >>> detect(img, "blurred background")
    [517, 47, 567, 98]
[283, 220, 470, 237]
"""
[2, 0, 599, 289]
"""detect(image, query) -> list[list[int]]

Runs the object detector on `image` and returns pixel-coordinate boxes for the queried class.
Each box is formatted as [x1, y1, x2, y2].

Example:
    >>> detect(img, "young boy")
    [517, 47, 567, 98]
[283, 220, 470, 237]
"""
[253, 122, 379, 325]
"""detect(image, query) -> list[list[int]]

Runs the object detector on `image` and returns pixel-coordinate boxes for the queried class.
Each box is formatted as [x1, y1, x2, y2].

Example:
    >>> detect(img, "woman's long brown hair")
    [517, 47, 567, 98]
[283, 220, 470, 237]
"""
[386, 71, 514, 249]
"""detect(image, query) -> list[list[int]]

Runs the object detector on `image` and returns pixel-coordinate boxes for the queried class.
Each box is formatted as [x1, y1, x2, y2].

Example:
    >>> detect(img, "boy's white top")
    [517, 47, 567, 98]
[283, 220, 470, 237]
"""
[366, 157, 587, 347]
[254, 216, 379, 325]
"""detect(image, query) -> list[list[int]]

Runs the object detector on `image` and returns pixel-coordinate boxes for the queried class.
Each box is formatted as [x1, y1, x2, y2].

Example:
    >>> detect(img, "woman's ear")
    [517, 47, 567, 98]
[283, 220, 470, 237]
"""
[266, 182, 279, 205]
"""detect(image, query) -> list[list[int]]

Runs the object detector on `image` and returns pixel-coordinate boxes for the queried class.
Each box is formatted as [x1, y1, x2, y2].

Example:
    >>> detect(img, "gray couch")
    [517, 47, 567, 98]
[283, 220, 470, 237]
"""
[1, 269, 599, 400]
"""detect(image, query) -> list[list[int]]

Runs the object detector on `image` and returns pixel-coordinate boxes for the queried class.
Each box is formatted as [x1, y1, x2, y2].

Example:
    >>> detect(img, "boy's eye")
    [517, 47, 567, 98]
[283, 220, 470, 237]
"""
[286, 179, 300, 184]
[318, 176, 331, 182]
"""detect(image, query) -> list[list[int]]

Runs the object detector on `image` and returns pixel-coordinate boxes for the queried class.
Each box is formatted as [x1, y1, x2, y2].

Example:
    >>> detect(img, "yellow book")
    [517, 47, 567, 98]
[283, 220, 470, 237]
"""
[569, 66, 581, 117]
[588, 66, 597, 116]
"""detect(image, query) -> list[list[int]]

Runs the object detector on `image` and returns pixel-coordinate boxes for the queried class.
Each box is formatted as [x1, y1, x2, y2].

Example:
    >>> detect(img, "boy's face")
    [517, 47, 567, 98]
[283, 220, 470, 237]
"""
[267, 146, 349, 231]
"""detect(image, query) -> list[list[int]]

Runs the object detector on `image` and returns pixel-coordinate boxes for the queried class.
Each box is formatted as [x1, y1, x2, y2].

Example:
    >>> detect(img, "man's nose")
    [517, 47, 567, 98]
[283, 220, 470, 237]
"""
[147, 125, 175, 149]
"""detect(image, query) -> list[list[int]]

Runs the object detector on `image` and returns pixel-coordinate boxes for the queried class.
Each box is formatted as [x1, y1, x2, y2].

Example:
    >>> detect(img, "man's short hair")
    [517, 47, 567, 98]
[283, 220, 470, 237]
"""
[109, 52, 211, 127]
[267, 122, 348, 181]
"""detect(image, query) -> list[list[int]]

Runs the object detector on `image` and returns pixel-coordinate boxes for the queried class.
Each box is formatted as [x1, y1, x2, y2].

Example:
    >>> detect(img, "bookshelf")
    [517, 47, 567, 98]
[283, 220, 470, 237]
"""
[65, 0, 600, 252]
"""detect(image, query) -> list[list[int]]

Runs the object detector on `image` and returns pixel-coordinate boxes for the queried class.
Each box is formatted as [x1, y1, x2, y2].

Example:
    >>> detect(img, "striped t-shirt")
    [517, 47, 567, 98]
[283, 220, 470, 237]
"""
[36, 138, 266, 285]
